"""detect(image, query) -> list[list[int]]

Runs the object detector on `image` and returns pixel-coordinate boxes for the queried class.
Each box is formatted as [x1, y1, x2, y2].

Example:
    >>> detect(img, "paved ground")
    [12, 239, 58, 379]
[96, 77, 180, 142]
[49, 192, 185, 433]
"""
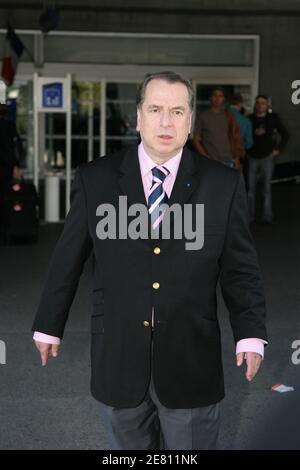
[0, 183, 299, 449]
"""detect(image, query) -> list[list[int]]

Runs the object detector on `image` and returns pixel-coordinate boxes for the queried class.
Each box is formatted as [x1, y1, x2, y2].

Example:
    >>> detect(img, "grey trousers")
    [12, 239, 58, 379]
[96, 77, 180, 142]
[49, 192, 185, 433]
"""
[98, 367, 221, 450]
[247, 154, 274, 222]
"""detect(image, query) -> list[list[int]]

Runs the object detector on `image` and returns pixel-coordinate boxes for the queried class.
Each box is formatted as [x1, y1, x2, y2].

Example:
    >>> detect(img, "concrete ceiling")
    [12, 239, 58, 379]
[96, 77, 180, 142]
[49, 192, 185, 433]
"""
[1, 0, 300, 33]
[1, 0, 300, 13]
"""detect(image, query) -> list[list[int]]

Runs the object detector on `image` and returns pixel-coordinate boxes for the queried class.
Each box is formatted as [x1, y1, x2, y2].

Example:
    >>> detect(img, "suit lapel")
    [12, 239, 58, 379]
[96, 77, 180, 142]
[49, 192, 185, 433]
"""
[118, 145, 147, 207]
[168, 146, 201, 207]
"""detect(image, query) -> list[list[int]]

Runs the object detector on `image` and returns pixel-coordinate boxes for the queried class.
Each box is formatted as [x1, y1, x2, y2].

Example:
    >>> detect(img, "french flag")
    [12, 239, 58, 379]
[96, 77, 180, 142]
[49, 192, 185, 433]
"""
[1, 27, 24, 86]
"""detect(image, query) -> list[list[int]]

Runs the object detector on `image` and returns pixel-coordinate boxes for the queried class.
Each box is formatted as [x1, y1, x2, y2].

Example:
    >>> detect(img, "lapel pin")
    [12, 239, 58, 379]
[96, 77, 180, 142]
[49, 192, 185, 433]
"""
[186, 182, 191, 188]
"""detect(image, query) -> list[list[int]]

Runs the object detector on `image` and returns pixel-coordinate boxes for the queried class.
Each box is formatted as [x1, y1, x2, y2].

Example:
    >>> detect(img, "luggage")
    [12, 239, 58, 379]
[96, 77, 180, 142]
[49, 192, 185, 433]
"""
[2, 179, 39, 243]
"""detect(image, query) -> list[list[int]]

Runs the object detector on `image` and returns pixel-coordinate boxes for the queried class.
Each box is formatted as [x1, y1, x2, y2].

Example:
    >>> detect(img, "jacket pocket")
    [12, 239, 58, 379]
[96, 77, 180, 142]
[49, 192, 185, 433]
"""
[92, 288, 104, 305]
[91, 314, 104, 334]
[197, 316, 220, 337]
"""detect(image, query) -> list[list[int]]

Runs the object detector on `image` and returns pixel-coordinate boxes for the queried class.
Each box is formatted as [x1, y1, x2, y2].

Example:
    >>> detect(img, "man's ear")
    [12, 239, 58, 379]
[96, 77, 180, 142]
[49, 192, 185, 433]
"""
[136, 108, 141, 132]
[188, 112, 193, 134]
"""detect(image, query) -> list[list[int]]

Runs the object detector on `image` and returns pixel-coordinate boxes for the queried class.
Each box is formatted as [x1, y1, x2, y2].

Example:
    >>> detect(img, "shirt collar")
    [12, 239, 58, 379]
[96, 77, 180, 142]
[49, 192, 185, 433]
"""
[138, 141, 183, 178]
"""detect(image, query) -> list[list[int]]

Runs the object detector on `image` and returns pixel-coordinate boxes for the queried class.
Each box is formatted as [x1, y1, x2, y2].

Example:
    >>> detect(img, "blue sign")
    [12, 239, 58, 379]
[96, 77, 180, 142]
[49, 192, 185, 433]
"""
[42, 82, 63, 108]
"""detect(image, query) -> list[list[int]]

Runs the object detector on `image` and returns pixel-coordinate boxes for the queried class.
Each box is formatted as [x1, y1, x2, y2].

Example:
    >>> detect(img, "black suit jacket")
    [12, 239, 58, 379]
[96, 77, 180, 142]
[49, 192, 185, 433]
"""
[32, 145, 267, 408]
[0, 118, 20, 185]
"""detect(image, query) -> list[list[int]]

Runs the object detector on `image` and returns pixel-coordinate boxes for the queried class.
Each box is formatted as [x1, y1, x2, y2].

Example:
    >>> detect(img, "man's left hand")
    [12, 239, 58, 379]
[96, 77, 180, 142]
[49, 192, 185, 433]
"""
[236, 351, 262, 381]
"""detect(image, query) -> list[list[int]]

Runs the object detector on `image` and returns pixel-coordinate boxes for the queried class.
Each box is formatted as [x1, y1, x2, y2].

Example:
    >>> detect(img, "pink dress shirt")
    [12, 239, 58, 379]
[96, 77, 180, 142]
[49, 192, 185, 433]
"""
[34, 142, 267, 357]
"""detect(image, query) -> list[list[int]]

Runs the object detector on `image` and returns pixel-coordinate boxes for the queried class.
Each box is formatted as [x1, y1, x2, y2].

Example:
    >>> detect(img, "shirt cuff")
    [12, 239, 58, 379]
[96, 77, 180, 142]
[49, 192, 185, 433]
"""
[33, 331, 61, 345]
[236, 338, 268, 359]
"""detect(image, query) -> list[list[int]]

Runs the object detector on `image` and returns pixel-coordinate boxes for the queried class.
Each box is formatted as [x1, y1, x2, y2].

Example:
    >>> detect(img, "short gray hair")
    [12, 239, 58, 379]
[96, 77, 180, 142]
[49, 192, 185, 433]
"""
[136, 71, 194, 111]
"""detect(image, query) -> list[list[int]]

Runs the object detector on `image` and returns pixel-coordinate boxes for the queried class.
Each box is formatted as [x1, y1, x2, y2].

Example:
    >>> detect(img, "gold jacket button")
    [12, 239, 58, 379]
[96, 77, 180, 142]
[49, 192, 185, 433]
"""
[154, 247, 161, 255]
[143, 320, 150, 327]
[153, 282, 160, 289]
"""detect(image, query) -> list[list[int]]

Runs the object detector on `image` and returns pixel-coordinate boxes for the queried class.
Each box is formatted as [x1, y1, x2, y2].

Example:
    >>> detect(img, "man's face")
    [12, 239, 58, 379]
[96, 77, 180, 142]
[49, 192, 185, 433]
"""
[210, 90, 225, 108]
[255, 97, 269, 114]
[136, 79, 192, 162]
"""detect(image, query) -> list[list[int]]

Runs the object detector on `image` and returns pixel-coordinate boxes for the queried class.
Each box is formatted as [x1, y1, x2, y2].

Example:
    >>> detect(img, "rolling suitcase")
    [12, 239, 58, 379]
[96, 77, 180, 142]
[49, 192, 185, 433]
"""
[3, 179, 39, 243]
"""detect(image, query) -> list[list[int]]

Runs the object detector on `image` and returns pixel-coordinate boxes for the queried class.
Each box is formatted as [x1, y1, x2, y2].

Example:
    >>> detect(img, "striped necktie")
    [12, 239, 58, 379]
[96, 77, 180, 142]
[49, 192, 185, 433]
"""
[148, 166, 170, 233]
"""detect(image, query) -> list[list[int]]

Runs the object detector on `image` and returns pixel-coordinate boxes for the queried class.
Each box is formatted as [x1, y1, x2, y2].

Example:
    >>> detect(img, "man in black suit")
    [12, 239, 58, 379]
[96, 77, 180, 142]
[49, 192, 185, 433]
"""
[32, 71, 267, 450]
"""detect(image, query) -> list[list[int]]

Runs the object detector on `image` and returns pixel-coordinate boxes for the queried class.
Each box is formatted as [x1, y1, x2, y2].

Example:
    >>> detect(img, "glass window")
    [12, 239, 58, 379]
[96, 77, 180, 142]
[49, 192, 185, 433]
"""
[193, 83, 252, 136]
[7, 81, 34, 172]
[195, 84, 235, 115]
[106, 83, 139, 154]
[72, 82, 102, 161]
[43, 81, 102, 169]
[44, 35, 254, 67]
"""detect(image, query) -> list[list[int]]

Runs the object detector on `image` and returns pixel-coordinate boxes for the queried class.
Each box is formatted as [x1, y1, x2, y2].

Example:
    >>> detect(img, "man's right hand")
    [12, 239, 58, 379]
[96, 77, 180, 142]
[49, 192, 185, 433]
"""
[34, 341, 60, 366]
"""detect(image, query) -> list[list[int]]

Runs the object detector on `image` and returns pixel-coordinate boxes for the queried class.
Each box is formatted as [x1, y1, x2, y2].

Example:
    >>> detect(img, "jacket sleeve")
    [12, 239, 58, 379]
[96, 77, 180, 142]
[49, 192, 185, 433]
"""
[274, 114, 289, 152]
[219, 172, 267, 343]
[32, 165, 93, 338]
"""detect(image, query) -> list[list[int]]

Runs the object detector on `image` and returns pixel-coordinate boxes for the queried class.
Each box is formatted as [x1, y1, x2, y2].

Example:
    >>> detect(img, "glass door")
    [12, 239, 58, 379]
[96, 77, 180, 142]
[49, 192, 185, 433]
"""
[106, 82, 139, 154]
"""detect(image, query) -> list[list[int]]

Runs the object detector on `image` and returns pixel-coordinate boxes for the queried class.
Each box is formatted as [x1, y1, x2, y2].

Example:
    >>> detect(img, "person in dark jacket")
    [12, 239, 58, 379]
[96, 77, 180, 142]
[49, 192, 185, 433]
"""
[0, 103, 21, 184]
[248, 95, 289, 223]
[0, 103, 22, 232]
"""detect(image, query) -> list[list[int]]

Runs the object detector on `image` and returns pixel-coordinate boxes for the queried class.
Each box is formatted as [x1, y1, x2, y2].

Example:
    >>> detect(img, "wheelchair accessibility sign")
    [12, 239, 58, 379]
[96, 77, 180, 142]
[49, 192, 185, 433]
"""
[42, 82, 63, 109]
[34, 74, 70, 113]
